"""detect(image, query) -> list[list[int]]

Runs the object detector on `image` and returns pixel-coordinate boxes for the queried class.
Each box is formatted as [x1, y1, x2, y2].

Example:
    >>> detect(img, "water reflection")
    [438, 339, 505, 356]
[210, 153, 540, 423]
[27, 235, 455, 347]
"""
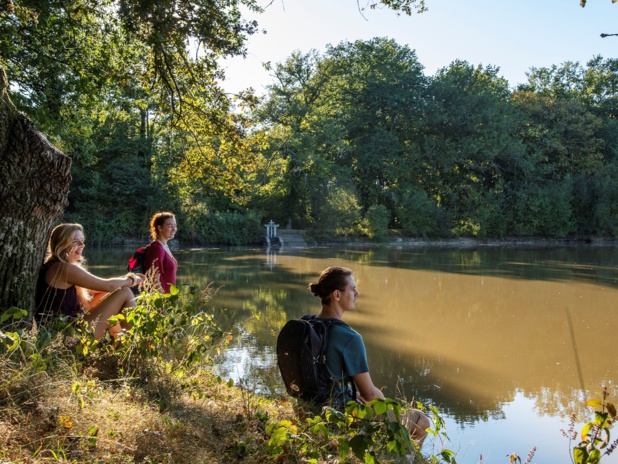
[87, 245, 618, 462]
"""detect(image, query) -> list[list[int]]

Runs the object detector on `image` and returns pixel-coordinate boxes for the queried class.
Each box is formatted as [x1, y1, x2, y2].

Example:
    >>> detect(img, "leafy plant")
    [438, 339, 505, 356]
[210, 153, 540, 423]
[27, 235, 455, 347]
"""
[567, 388, 617, 464]
[267, 399, 455, 464]
[110, 283, 231, 406]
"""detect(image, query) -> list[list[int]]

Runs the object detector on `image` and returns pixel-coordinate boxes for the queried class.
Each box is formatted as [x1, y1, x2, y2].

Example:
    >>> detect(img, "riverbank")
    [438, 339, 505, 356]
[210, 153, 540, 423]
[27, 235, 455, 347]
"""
[0, 348, 296, 463]
[0, 326, 433, 464]
[292, 229, 618, 248]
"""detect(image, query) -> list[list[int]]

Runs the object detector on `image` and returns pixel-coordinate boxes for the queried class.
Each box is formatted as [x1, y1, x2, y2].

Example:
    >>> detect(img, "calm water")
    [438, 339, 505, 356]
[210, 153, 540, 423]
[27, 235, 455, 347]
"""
[88, 245, 618, 463]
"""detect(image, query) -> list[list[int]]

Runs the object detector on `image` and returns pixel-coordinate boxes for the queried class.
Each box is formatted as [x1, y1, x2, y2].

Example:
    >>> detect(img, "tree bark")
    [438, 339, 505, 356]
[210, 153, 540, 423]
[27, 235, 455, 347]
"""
[0, 68, 71, 314]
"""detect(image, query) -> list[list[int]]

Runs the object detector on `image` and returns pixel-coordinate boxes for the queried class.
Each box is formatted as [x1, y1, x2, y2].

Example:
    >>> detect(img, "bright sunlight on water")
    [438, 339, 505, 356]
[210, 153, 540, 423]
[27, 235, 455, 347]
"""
[88, 245, 618, 464]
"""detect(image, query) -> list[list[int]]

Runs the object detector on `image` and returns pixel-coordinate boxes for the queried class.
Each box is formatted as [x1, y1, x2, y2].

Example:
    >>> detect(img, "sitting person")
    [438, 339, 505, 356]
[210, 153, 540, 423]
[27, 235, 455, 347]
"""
[143, 212, 178, 293]
[308, 266, 430, 444]
[35, 223, 145, 340]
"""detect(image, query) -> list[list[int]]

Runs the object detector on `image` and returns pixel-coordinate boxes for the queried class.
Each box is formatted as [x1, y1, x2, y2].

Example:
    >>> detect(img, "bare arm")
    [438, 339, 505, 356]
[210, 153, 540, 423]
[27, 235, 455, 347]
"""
[352, 372, 385, 403]
[49, 262, 142, 293]
[353, 372, 400, 423]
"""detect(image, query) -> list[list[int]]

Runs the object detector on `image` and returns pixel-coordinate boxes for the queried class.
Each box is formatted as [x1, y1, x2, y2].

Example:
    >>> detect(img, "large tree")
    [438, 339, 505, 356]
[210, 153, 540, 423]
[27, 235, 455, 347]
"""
[0, 68, 71, 312]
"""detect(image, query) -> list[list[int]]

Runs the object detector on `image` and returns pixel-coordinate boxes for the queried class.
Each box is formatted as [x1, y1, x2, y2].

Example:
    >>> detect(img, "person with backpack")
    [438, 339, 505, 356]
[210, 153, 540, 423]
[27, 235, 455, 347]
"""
[280, 266, 429, 443]
[143, 212, 178, 293]
[35, 223, 145, 340]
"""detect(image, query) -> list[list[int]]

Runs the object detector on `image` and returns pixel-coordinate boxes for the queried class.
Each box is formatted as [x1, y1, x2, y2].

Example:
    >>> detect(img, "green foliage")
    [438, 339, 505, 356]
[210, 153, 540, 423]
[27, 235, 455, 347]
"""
[255, 42, 618, 240]
[361, 204, 391, 240]
[569, 389, 618, 464]
[1, 283, 232, 415]
[366, 0, 427, 15]
[397, 189, 448, 238]
[181, 207, 263, 245]
[266, 400, 454, 464]
[309, 183, 364, 239]
[115, 284, 231, 405]
[9, 2, 618, 243]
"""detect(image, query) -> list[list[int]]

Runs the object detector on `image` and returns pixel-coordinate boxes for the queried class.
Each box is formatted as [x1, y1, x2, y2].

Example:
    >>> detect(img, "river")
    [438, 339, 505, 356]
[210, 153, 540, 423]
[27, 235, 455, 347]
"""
[88, 245, 618, 463]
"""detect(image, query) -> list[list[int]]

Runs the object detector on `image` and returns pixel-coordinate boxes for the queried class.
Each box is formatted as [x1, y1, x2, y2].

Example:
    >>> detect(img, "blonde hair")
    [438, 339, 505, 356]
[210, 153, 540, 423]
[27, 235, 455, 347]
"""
[45, 223, 91, 306]
[46, 223, 85, 264]
[149, 212, 175, 240]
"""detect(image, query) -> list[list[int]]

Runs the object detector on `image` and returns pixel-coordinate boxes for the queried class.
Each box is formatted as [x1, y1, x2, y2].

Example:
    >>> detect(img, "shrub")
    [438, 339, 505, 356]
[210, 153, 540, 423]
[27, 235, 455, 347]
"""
[182, 207, 263, 245]
[397, 189, 448, 238]
[361, 204, 391, 241]
[310, 183, 363, 238]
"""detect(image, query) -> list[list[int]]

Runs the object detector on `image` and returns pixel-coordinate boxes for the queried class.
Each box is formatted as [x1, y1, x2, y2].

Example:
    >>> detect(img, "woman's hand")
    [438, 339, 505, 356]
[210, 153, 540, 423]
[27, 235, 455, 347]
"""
[125, 273, 146, 287]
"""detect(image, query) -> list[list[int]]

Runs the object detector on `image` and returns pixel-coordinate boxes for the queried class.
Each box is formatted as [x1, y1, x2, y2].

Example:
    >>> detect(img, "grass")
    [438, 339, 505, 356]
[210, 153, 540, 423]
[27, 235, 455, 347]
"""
[0, 332, 296, 463]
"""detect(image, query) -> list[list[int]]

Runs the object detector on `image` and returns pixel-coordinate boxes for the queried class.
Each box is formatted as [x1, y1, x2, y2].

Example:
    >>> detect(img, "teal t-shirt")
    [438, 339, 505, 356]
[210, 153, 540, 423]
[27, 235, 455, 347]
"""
[323, 321, 369, 407]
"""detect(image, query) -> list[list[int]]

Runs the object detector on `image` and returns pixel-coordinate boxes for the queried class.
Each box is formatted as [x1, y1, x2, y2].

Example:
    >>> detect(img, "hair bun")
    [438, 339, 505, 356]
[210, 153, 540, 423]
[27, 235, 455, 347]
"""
[308, 282, 321, 297]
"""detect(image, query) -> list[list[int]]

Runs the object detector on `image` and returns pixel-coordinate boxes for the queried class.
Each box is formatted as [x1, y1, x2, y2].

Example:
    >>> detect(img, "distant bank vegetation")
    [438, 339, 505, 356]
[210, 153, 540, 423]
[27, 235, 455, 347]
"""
[10, 34, 618, 244]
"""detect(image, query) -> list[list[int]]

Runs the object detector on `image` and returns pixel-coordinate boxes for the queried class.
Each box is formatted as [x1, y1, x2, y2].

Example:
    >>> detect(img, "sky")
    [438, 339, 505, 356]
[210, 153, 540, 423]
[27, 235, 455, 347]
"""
[220, 0, 618, 96]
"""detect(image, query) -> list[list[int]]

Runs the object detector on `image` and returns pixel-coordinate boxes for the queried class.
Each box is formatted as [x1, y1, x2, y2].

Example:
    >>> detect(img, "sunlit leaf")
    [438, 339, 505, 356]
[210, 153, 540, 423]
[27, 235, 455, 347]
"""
[585, 399, 603, 408]
[573, 446, 587, 464]
[373, 400, 387, 416]
[581, 423, 593, 441]
[363, 451, 377, 464]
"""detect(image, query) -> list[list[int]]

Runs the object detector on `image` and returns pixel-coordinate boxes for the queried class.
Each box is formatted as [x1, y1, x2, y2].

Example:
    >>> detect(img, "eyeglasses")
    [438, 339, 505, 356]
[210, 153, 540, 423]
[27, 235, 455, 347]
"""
[72, 240, 86, 247]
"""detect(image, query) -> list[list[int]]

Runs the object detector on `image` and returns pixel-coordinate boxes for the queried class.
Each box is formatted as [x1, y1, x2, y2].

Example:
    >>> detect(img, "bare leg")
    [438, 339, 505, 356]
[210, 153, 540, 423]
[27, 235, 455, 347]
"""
[401, 409, 430, 446]
[84, 287, 135, 340]
[89, 291, 108, 308]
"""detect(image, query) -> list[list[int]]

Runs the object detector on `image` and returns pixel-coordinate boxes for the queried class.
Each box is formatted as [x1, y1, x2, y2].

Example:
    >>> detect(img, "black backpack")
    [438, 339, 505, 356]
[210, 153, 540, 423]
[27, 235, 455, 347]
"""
[276, 315, 354, 406]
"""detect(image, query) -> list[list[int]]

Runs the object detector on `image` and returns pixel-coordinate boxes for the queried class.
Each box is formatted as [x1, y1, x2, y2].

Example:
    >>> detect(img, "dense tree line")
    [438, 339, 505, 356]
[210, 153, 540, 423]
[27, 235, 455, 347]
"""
[251, 38, 618, 239]
[3, 2, 618, 246]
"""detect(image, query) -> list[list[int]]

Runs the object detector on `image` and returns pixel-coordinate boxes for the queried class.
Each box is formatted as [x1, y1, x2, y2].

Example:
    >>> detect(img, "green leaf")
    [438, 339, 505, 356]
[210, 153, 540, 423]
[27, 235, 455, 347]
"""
[574, 444, 588, 464]
[387, 440, 397, 452]
[364, 451, 377, 464]
[0, 307, 28, 323]
[339, 437, 350, 459]
[349, 435, 372, 460]
[227, 378, 234, 388]
[594, 411, 610, 428]
[589, 449, 601, 462]
[373, 399, 387, 416]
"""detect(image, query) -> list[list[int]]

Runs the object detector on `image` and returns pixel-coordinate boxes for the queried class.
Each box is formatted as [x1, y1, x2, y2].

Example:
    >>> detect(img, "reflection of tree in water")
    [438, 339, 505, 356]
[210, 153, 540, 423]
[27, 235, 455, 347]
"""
[367, 351, 512, 423]
[367, 347, 618, 424]
[216, 331, 283, 397]
[238, 287, 291, 339]
[213, 284, 299, 398]
[530, 385, 618, 418]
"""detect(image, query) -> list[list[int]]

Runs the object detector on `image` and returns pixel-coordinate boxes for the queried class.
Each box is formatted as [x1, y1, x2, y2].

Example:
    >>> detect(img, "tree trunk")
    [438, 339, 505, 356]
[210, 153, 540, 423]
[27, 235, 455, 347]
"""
[0, 68, 71, 314]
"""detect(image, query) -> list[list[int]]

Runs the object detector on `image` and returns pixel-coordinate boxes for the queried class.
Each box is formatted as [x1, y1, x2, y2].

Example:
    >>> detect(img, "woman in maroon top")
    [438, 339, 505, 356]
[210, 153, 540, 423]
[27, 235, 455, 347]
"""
[35, 223, 146, 340]
[144, 212, 178, 293]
